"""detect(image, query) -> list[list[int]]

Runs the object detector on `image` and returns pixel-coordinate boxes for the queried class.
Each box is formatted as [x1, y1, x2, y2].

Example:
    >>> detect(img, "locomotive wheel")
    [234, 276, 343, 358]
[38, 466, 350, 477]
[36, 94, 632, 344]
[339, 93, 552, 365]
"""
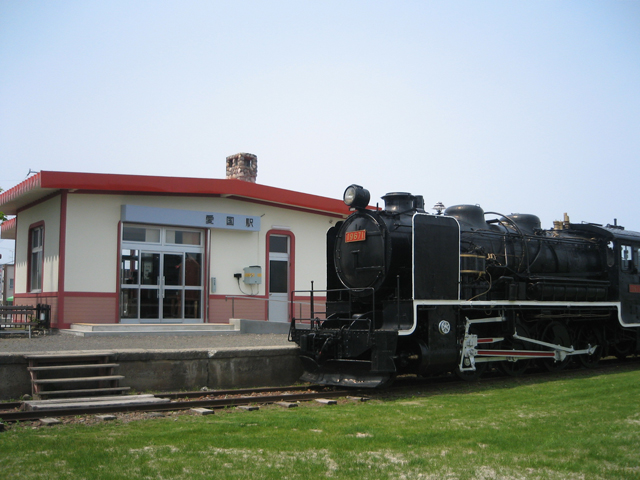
[613, 340, 635, 361]
[397, 339, 429, 376]
[498, 358, 528, 377]
[376, 373, 398, 389]
[540, 321, 572, 372]
[575, 326, 603, 369]
[498, 323, 531, 377]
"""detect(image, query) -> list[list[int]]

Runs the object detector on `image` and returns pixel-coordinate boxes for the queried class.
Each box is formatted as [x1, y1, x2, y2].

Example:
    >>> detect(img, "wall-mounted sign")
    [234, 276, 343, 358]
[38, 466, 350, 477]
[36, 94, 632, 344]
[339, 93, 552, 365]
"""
[121, 205, 261, 232]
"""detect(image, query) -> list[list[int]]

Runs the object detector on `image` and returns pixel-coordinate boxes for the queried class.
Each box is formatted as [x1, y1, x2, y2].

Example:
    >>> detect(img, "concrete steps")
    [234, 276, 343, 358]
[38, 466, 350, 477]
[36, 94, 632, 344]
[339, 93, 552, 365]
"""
[26, 353, 130, 399]
[62, 322, 240, 337]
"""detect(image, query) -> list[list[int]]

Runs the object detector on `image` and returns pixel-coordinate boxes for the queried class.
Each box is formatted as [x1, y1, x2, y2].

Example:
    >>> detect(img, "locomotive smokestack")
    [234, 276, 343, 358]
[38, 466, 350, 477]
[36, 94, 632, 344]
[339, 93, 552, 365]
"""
[382, 192, 415, 213]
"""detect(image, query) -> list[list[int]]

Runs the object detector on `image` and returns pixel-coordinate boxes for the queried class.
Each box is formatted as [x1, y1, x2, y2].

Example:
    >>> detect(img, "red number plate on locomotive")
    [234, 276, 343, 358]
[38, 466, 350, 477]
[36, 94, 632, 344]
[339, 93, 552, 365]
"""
[345, 230, 367, 243]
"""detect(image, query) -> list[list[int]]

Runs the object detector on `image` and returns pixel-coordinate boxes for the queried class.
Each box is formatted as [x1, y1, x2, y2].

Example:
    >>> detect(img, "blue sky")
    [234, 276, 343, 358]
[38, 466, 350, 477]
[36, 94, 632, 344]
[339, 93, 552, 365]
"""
[1, 1, 639, 262]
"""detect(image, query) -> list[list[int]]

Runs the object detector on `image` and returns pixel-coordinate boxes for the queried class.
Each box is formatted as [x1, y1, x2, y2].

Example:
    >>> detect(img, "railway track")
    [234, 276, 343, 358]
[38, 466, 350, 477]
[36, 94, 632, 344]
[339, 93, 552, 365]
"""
[2, 357, 638, 425]
[0, 385, 362, 423]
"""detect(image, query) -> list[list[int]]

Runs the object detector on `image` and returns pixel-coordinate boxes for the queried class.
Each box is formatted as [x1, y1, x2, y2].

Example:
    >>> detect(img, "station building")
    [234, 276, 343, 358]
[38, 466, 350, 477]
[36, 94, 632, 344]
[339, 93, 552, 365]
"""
[0, 154, 350, 329]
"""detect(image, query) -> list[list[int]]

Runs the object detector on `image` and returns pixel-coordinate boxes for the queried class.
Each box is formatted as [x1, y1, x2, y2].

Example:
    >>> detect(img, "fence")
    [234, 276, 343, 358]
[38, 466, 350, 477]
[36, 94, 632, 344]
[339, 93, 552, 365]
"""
[0, 304, 51, 338]
[224, 295, 327, 322]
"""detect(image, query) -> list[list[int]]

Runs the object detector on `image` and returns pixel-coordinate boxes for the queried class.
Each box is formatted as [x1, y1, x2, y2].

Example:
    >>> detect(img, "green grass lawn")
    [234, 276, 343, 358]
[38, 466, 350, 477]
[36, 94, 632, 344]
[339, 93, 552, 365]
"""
[2, 365, 640, 479]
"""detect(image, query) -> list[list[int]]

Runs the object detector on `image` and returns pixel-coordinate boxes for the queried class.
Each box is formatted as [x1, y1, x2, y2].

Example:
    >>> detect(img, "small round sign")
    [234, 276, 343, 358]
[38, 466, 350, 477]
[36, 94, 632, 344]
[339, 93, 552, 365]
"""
[438, 320, 451, 335]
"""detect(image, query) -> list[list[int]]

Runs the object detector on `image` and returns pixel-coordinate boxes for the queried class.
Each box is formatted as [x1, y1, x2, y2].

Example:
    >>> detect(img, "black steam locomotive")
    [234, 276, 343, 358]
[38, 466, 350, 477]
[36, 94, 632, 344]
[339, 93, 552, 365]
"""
[289, 185, 640, 387]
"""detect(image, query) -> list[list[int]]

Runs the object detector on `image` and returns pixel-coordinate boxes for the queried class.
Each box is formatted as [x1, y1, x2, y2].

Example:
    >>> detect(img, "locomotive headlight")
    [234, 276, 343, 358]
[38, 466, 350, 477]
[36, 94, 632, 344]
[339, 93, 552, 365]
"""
[343, 185, 370, 209]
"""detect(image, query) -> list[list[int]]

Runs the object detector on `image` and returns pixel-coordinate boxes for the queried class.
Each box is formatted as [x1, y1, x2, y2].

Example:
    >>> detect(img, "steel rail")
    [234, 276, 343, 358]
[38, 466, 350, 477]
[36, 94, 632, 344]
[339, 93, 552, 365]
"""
[0, 389, 356, 423]
[0, 385, 326, 414]
[156, 384, 325, 400]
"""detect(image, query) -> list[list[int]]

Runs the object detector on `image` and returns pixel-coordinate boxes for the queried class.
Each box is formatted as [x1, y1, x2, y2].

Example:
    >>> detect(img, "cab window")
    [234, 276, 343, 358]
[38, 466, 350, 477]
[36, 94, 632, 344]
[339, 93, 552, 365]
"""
[620, 245, 637, 272]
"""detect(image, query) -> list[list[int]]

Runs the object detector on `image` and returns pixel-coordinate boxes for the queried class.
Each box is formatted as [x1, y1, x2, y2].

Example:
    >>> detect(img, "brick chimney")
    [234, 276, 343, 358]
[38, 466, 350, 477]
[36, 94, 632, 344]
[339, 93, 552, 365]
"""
[226, 153, 258, 183]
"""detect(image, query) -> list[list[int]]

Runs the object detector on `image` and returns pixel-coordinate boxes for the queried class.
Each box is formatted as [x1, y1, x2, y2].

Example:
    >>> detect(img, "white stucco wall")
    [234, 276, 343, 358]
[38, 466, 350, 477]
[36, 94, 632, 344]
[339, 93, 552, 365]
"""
[62, 192, 337, 296]
[65, 194, 121, 292]
[210, 206, 334, 296]
[14, 195, 61, 294]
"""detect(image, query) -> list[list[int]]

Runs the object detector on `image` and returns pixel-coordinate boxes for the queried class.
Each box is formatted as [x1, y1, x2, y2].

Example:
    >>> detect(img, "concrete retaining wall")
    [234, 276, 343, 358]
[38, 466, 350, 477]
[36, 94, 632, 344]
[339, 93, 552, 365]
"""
[0, 346, 303, 400]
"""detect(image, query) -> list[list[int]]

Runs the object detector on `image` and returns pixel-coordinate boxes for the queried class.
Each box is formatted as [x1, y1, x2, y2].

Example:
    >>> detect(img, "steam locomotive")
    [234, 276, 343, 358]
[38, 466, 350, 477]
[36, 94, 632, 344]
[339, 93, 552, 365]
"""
[289, 185, 640, 387]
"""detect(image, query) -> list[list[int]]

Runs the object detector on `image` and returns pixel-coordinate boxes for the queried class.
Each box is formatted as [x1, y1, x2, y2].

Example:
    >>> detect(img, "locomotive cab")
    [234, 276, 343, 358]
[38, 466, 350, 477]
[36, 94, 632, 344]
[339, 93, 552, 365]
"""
[617, 241, 640, 326]
[567, 222, 640, 327]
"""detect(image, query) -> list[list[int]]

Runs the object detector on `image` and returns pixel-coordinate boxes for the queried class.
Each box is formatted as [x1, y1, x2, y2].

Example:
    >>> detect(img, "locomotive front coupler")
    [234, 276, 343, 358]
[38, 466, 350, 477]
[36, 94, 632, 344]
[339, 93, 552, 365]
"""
[317, 335, 336, 361]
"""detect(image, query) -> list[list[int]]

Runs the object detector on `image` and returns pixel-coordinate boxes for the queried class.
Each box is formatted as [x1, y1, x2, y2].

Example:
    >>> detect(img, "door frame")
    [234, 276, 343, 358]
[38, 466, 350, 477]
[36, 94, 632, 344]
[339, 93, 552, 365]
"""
[266, 230, 295, 322]
[119, 224, 205, 324]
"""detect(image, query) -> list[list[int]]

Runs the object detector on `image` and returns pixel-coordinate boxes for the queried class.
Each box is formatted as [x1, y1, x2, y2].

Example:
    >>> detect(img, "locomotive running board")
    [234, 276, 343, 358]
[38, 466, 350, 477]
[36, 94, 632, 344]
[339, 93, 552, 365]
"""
[403, 300, 626, 336]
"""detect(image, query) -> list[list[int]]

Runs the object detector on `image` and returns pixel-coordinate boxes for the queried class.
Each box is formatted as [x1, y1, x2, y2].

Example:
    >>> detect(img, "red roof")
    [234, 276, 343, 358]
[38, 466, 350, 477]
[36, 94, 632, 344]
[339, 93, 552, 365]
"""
[0, 171, 351, 217]
[1, 217, 16, 240]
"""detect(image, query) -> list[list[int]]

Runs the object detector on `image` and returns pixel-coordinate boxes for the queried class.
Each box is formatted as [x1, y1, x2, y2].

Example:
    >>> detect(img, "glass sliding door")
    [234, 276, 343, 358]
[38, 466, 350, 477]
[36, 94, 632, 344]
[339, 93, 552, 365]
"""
[183, 253, 202, 319]
[139, 252, 161, 319]
[161, 252, 203, 320]
[162, 253, 183, 320]
[120, 249, 140, 319]
[120, 225, 204, 323]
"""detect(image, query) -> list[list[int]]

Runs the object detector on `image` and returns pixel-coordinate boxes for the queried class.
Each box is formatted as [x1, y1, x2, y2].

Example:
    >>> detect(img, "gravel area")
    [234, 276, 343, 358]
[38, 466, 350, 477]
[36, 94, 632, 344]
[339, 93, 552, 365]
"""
[0, 332, 292, 354]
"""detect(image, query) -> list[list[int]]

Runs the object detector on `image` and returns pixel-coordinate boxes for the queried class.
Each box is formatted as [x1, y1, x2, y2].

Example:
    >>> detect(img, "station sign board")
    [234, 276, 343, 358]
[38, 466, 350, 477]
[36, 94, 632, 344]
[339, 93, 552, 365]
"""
[121, 205, 261, 232]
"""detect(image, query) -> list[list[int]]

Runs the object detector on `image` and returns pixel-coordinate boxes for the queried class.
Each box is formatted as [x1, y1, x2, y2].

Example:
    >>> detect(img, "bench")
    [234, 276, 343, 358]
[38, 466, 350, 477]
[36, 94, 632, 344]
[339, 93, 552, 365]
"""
[0, 304, 51, 338]
[0, 320, 40, 338]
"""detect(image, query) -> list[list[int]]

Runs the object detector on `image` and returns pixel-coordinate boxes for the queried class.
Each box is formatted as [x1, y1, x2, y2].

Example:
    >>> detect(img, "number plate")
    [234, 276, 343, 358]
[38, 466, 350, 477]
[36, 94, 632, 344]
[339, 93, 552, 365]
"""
[345, 230, 366, 243]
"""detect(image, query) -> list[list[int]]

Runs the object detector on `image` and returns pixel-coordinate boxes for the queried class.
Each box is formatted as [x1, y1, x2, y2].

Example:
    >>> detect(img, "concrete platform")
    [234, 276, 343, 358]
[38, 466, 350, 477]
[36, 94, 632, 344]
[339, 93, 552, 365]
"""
[0, 345, 303, 401]
[0, 322, 302, 401]
[62, 323, 240, 337]
[60, 319, 292, 337]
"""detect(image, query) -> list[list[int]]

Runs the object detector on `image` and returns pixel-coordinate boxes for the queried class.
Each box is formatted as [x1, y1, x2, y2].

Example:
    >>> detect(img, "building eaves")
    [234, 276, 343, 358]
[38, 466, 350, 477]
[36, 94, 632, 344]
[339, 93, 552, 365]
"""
[0, 217, 16, 240]
[0, 171, 351, 217]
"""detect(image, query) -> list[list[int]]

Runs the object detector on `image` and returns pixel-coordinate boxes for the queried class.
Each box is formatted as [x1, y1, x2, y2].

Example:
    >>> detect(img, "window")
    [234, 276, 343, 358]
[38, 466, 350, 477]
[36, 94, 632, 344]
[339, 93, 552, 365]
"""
[620, 245, 638, 271]
[269, 260, 288, 293]
[166, 229, 201, 246]
[29, 225, 44, 291]
[122, 226, 160, 243]
[269, 235, 289, 253]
